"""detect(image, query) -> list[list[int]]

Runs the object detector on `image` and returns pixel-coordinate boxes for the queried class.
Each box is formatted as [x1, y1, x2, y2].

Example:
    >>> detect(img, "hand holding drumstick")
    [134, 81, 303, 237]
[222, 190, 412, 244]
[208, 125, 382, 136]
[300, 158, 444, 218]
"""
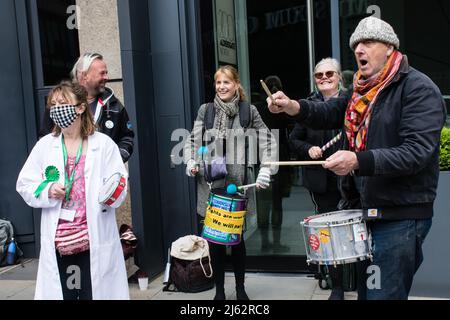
[262, 80, 301, 117]
[309, 132, 343, 159]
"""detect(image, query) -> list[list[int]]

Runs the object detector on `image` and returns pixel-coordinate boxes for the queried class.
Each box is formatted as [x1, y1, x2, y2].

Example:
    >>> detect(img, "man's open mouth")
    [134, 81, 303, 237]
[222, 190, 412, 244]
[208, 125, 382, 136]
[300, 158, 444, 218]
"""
[360, 59, 368, 67]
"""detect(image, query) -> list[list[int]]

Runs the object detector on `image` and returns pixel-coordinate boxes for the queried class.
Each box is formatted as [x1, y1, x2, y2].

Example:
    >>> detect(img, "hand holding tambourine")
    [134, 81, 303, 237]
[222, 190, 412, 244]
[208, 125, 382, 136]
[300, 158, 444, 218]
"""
[98, 173, 127, 208]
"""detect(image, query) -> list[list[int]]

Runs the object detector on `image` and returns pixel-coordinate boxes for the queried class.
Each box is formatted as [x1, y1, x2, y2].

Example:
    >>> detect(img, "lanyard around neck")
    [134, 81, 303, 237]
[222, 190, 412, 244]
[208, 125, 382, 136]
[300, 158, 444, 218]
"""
[62, 135, 83, 201]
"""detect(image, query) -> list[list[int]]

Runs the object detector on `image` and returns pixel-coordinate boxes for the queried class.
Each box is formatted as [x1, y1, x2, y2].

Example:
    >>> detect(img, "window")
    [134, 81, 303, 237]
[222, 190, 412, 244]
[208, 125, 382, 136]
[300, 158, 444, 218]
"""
[37, 0, 80, 85]
[339, 0, 450, 114]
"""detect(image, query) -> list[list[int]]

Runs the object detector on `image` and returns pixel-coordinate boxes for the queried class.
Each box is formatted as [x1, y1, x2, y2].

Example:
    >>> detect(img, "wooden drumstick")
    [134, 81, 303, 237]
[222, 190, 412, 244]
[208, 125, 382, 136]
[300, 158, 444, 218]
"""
[263, 161, 327, 166]
[238, 183, 258, 191]
[260, 80, 276, 104]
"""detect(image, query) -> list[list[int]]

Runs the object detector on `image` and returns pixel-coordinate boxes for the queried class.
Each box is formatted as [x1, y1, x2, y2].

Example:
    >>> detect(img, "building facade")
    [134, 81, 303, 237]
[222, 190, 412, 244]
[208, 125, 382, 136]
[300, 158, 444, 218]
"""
[1, 0, 449, 297]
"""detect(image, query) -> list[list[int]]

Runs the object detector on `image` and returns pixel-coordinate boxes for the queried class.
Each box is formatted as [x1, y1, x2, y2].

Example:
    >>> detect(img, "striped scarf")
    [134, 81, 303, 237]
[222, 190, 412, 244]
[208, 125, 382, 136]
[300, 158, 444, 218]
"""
[345, 51, 403, 152]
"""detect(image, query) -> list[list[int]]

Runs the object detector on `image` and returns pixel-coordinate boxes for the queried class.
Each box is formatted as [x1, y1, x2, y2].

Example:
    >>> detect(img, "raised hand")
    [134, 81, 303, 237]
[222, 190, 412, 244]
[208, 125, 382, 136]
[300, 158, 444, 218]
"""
[267, 91, 301, 116]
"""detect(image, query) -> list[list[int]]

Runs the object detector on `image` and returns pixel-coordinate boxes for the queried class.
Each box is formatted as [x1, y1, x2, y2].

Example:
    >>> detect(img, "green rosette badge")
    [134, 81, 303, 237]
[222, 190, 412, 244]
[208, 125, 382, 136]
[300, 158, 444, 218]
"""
[34, 166, 60, 198]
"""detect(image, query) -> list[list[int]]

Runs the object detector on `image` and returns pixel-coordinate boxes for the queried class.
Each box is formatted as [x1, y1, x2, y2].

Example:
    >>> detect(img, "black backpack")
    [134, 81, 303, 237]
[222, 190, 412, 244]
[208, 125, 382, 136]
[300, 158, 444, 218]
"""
[202, 102, 251, 184]
[203, 102, 251, 131]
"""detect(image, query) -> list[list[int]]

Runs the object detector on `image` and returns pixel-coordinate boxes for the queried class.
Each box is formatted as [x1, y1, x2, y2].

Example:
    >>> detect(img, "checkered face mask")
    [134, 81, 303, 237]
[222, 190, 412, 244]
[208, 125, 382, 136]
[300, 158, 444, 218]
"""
[49, 105, 79, 129]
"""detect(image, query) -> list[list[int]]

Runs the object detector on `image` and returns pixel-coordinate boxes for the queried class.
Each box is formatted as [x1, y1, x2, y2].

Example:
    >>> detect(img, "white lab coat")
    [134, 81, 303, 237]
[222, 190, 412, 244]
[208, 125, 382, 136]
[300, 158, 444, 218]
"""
[16, 132, 129, 300]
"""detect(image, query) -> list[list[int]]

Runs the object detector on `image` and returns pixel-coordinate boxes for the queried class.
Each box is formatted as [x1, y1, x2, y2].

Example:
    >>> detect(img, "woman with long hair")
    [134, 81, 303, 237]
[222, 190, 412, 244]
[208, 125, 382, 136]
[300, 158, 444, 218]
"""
[185, 65, 276, 300]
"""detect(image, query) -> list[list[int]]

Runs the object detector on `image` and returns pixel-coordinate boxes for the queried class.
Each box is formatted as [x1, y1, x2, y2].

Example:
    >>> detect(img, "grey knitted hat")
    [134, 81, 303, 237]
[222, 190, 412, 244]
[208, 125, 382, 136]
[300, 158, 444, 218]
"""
[349, 17, 400, 50]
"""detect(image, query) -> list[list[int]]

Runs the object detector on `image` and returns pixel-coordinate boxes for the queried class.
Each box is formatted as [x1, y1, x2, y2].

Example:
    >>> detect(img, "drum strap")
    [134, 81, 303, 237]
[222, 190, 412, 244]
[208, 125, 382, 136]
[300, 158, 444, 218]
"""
[243, 135, 248, 185]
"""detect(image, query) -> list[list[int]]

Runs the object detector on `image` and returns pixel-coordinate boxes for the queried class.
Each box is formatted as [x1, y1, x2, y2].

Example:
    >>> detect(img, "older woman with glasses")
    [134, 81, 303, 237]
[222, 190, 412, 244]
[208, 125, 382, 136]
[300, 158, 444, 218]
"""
[289, 58, 349, 300]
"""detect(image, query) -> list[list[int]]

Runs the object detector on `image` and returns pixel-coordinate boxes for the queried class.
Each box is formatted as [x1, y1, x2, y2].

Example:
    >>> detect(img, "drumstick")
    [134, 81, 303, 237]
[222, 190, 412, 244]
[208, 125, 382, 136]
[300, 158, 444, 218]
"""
[260, 80, 275, 104]
[227, 183, 257, 195]
[263, 161, 327, 166]
[238, 183, 258, 191]
[321, 132, 342, 152]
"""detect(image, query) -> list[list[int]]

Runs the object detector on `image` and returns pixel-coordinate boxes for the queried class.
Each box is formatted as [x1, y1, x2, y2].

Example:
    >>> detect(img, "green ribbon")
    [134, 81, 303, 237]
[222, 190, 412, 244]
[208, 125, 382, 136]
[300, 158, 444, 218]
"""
[34, 166, 60, 198]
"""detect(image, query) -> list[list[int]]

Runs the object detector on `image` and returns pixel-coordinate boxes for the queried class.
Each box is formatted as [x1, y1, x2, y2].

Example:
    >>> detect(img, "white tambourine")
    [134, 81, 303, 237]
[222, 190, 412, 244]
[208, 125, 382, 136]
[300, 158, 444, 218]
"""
[98, 173, 127, 208]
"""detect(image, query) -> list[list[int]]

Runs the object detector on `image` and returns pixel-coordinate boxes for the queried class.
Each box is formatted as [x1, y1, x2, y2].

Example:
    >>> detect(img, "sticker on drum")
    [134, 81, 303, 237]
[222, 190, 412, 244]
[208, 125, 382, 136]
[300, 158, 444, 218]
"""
[319, 229, 331, 244]
[309, 235, 320, 251]
[353, 223, 368, 242]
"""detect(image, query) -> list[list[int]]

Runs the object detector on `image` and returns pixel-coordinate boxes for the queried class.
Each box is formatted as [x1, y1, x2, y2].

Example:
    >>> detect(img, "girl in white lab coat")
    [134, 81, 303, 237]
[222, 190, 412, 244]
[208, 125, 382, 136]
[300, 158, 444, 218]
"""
[16, 81, 129, 300]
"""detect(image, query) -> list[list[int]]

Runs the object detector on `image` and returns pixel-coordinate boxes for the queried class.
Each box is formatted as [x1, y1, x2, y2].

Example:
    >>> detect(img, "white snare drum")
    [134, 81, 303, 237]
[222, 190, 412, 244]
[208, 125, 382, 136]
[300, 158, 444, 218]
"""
[98, 173, 127, 208]
[301, 210, 372, 265]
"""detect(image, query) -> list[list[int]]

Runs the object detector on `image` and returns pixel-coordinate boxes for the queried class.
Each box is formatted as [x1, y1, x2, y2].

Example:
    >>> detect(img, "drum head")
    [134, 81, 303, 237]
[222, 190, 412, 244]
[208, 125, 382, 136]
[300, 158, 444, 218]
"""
[211, 188, 248, 201]
[99, 173, 122, 203]
[308, 210, 362, 225]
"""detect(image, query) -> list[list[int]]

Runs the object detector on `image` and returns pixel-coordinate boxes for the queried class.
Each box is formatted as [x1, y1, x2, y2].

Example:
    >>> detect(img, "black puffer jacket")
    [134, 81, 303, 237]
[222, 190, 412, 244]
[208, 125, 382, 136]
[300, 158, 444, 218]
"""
[39, 87, 134, 162]
[293, 56, 447, 220]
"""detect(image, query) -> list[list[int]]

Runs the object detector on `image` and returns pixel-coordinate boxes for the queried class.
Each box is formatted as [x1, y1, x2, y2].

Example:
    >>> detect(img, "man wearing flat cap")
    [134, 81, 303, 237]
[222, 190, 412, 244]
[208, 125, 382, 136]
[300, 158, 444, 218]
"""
[268, 17, 446, 299]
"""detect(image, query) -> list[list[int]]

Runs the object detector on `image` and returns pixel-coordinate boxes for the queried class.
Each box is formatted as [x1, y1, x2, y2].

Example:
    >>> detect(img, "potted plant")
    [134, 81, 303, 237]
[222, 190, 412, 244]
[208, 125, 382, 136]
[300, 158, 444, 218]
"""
[439, 126, 450, 171]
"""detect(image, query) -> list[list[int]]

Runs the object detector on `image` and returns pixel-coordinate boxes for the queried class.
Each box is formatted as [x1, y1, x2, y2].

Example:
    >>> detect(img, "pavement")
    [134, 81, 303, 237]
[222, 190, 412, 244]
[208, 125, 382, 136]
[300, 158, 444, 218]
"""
[0, 259, 352, 300]
[1, 259, 445, 301]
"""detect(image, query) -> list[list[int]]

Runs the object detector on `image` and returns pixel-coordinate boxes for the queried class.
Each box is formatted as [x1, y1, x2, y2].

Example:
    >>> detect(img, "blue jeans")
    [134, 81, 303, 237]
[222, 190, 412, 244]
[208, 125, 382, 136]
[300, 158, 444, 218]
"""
[359, 219, 432, 300]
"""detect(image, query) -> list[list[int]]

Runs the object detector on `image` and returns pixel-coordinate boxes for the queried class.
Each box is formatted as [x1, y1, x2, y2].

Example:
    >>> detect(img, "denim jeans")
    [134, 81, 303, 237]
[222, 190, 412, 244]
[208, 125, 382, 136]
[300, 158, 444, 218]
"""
[358, 219, 432, 300]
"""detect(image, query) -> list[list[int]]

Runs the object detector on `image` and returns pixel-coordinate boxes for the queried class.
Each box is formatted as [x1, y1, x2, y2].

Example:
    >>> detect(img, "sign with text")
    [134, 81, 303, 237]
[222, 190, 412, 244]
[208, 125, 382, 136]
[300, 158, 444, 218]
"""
[215, 0, 237, 65]
[204, 205, 245, 235]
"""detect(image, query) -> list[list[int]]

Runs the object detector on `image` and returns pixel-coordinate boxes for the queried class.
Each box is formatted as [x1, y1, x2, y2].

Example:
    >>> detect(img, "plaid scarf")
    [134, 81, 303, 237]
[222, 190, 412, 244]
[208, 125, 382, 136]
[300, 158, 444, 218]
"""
[345, 51, 403, 152]
[214, 93, 240, 139]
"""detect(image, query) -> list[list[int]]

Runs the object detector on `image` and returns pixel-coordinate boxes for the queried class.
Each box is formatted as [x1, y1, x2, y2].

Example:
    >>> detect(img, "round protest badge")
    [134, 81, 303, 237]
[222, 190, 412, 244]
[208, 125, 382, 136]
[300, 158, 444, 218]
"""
[105, 120, 114, 129]
[309, 234, 320, 251]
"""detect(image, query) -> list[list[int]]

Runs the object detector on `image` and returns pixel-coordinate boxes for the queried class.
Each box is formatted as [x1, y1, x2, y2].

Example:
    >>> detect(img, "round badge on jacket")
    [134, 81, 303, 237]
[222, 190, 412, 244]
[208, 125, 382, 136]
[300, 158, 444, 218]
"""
[105, 120, 114, 129]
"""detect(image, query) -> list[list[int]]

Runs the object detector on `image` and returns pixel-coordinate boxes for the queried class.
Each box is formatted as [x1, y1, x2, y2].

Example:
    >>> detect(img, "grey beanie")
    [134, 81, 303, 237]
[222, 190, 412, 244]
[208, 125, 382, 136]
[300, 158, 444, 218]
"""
[349, 17, 400, 50]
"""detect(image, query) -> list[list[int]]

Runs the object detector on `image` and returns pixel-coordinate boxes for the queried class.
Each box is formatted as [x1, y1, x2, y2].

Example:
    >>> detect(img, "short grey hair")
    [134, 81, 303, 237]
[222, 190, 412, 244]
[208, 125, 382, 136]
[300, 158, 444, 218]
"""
[314, 58, 342, 76]
[70, 53, 104, 82]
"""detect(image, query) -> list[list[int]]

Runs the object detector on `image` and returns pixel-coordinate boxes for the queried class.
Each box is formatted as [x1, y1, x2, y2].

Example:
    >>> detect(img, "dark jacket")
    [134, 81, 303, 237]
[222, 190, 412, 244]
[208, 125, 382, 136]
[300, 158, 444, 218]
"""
[289, 91, 343, 194]
[39, 87, 134, 162]
[293, 56, 447, 220]
[255, 101, 294, 197]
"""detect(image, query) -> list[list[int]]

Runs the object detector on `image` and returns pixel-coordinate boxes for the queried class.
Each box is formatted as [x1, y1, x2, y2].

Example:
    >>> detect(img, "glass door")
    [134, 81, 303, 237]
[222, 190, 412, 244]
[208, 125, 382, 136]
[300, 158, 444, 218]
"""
[243, 0, 334, 272]
[199, 0, 333, 272]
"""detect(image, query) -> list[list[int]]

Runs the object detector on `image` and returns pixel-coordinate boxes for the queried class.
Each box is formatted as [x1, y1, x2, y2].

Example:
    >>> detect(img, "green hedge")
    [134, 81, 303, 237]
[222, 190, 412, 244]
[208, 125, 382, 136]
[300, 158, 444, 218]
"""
[440, 127, 450, 171]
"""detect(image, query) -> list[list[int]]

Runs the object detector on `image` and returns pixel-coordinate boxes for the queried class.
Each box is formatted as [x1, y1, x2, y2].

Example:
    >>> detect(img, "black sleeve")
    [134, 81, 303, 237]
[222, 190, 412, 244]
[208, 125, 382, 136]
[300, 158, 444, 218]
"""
[38, 108, 54, 139]
[117, 106, 135, 163]
[288, 123, 313, 160]
[292, 90, 351, 130]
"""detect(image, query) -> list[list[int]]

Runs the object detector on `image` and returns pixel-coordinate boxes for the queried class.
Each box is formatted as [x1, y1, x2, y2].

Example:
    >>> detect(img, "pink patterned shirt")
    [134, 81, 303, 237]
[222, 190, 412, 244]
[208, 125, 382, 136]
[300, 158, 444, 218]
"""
[55, 155, 90, 256]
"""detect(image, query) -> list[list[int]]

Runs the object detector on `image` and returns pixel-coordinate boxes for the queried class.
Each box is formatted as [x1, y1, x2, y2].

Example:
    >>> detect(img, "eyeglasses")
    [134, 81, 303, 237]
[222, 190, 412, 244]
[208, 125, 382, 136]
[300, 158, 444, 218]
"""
[314, 71, 337, 80]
